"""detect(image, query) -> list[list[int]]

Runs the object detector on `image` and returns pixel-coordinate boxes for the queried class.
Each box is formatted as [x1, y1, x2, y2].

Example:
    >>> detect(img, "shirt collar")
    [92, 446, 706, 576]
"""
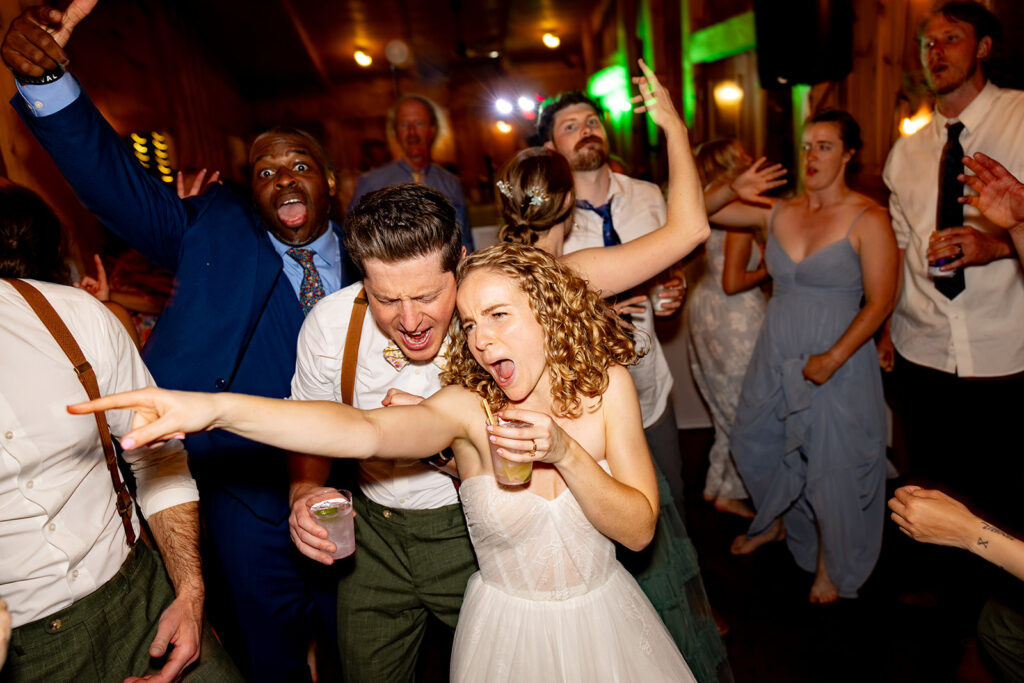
[397, 158, 432, 178]
[266, 220, 340, 266]
[931, 80, 998, 138]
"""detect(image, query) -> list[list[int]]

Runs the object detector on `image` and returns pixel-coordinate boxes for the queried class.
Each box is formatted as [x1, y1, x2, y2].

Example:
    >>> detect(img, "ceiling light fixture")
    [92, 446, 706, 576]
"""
[542, 32, 560, 49]
[354, 50, 372, 67]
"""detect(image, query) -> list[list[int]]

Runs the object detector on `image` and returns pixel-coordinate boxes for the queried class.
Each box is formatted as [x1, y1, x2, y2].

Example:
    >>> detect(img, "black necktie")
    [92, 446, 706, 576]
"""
[935, 121, 966, 300]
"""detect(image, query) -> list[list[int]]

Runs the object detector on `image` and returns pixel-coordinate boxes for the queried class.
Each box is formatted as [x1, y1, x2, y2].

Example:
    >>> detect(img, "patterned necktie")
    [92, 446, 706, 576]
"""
[286, 248, 326, 315]
[383, 338, 449, 372]
[935, 121, 966, 300]
[576, 200, 621, 246]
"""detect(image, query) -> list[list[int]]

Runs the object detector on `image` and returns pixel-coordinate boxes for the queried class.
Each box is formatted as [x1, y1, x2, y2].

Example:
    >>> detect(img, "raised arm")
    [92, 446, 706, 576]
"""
[704, 157, 787, 215]
[889, 486, 1024, 582]
[69, 386, 466, 461]
[560, 59, 710, 297]
[803, 205, 898, 384]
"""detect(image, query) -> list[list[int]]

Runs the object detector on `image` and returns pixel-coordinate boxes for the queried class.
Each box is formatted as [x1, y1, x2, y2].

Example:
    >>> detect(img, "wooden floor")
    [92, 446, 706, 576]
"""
[678, 428, 1004, 683]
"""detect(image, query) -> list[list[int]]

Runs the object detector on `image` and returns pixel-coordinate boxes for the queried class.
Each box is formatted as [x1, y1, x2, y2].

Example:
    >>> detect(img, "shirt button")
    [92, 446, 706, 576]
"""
[4, 430, 12, 439]
[48, 522, 56, 531]
[25, 480, 34, 489]
[382, 509, 392, 519]
[399, 498, 407, 505]
[34, 100, 44, 110]
[71, 569, 79, 579]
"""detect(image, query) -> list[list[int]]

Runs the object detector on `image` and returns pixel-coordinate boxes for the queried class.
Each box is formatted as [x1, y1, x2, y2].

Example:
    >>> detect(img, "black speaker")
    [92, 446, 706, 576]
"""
[754, 0, 855, 89]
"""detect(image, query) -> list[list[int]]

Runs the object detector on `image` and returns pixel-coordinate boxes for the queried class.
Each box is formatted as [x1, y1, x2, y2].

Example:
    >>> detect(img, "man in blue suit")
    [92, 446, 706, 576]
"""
[3, 3, 354, 680]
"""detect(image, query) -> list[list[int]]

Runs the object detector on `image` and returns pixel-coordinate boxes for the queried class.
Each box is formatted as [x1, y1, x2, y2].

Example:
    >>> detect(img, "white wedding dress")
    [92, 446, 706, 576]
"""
[451, 467, 695, 682]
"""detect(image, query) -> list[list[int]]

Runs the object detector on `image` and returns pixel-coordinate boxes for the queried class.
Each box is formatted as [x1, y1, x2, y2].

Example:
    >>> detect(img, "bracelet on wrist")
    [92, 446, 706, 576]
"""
[15, 64, 65, 86]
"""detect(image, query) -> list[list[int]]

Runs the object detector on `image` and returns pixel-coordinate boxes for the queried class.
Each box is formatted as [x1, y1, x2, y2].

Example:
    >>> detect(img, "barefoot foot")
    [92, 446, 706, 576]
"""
[730, 518, 785, 555]
[809, 571, 840, 604]
[713, 497, 755, 519]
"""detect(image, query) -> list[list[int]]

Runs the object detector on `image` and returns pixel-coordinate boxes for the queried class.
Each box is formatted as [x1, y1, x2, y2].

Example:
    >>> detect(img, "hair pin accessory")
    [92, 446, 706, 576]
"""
[496, 180, 514, 200]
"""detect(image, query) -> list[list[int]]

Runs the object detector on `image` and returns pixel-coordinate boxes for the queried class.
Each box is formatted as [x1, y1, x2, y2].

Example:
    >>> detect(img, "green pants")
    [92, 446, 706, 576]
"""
[1, 544, 240, 683]
[338, 494, 478, 683]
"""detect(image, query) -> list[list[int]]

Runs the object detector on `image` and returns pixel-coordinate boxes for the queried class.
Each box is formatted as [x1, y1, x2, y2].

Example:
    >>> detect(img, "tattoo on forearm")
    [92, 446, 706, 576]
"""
[982, 523, 1016, 541]
[978, 537, 989, 548]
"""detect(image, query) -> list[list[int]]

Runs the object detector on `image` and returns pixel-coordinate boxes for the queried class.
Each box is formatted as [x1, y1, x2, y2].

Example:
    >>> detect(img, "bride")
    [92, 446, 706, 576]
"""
[72, 242, 695, 681]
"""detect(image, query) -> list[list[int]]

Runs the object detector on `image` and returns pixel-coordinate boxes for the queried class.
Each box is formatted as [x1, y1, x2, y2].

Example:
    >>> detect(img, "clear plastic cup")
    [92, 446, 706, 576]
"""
[489, 417, 533, 486]
[309, 490, 355, 559]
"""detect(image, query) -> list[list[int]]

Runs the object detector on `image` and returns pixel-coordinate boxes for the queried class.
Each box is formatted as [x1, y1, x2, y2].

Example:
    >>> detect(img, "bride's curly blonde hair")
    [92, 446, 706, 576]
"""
[441, 243, 641, 419]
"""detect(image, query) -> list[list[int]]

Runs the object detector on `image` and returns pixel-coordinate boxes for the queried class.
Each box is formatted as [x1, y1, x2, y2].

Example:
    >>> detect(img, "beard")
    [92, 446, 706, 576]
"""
[928, 56, 979, 96]
[570, 138, 609, 172]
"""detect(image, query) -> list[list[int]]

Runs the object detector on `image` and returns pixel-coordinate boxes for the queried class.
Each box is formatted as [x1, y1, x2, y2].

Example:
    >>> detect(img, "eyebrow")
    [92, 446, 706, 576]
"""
[252, 149, 313, 163]
[480, 303, 509, 315]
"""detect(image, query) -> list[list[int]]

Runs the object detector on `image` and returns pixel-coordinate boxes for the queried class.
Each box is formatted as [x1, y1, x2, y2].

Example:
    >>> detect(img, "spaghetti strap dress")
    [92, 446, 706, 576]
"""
[730, 204, 886, 598]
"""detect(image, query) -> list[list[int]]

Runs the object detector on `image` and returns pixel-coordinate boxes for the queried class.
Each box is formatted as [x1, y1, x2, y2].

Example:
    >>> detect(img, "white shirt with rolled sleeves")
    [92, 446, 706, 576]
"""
[289, 282, 458, 510]
[563, 171, 673, 428]
[0, 281, 198, 628]
[884, 82, 1024, 377]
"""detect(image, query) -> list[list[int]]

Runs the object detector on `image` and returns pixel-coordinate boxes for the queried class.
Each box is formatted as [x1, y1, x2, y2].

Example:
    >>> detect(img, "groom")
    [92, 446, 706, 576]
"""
[287, 183, 477, 681]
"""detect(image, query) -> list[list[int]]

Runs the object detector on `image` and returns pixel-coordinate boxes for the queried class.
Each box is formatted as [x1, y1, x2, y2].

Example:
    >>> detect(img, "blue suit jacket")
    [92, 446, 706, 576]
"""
[14, 90, 354, 522]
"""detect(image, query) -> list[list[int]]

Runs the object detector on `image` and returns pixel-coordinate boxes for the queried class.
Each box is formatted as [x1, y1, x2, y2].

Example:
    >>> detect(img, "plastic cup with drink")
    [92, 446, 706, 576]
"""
[483, 401, 533, 486]
[309, 490, 355, 560]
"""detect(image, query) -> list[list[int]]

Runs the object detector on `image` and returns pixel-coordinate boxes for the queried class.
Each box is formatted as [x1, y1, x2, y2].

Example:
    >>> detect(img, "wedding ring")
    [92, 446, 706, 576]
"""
[530, 439, 537, 455]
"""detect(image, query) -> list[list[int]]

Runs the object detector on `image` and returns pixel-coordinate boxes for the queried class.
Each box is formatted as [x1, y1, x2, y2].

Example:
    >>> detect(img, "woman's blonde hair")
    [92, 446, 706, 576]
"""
[694, 138, 745, 190]
[442, 243, 640, 418]
[496, 148, 575, 245]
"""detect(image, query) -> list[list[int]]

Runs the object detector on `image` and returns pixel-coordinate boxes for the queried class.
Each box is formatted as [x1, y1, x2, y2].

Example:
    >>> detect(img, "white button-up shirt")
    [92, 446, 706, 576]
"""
[0, 281, 198, 627]
[290, 283, 458, 509]
[884, 82, 1024, 377]
[563, 172, 673, 427]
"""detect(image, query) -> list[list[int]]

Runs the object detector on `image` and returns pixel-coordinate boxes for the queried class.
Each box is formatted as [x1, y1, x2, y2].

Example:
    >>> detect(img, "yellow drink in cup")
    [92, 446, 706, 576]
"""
[489, 417, 533, 486]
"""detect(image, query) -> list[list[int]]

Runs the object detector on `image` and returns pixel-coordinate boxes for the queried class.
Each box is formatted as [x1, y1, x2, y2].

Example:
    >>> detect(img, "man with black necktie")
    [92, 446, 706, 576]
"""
[882, 1, 1024, 530]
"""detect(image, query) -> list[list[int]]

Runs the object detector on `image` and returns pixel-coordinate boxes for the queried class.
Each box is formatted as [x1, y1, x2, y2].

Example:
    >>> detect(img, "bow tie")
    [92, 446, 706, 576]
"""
[383, 338, 449, 372]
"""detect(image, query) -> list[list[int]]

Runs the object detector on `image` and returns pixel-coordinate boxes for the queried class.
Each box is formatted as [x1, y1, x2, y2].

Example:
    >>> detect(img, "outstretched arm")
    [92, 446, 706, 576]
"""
[803, 206, 898, 384]
[560, 59, 710, 297]
[889, 486, 1024, 582]
[69, 387, 465, 461]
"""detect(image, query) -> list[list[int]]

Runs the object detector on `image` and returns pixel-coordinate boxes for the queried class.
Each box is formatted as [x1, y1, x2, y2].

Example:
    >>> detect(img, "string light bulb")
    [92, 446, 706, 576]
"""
[542, 33, 560, 49]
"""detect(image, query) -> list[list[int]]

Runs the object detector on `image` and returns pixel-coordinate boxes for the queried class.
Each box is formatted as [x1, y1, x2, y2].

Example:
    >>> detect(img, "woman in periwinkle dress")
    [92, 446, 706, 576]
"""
[708, 110, 898, 603]
[687, 139, 781, 519]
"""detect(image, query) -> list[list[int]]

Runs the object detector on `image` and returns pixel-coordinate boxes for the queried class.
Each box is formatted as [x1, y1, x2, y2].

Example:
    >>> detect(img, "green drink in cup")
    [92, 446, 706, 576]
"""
[309, 490, 355, 559]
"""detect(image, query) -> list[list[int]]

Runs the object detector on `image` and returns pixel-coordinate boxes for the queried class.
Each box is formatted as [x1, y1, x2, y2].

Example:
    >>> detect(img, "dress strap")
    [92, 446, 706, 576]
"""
[845, 206, 872, 237]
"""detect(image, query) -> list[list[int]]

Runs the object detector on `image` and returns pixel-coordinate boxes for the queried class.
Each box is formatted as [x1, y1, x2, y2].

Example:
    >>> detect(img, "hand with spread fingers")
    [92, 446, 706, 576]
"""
[731, 157, 788, 207]
[959, 152, 1024, 230]
[176, 169, 221, 200]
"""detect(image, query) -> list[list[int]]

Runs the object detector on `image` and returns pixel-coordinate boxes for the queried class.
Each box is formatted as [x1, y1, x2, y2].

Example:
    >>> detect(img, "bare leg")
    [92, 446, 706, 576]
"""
[713, 497, 755, 519]
[730, 517, 785, 555]
[809, 527, 839, 604]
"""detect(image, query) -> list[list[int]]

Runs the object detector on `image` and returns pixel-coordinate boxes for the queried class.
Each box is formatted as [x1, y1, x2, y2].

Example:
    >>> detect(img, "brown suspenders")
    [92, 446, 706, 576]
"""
[340, 287, 368, 405]
[3, 278, 137, 547]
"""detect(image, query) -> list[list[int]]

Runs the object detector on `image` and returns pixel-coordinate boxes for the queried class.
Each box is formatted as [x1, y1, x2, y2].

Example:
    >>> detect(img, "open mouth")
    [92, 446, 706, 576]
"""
[491, 359, 516, 387]
[277, 197, 308, 228]
[399, 327, 433, 352]
[576, 136, 603, 151]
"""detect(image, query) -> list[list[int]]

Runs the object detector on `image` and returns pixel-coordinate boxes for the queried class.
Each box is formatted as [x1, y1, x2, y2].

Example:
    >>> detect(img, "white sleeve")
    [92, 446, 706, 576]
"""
[290, 300, 347, 403]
